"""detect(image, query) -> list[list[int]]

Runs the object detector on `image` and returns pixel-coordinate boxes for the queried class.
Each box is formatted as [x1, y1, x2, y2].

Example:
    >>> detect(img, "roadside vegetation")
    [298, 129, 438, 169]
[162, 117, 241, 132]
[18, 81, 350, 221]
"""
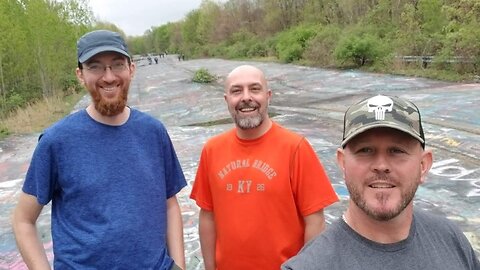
[135, 0, 479, 84]
[0, 91, 84, 139]
[1, 0, 478, 139]
[0, 0, 123, 139]
[192, 68, 217, 83]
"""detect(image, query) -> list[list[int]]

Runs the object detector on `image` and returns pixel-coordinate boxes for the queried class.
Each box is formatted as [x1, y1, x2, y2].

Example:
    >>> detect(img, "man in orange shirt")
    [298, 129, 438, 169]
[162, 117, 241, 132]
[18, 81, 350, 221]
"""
[190, 65, 339, 270]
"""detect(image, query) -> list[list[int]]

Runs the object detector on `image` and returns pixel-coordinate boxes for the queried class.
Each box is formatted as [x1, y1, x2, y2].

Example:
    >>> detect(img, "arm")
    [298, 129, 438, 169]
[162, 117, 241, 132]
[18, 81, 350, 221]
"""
[11, 192, 50, 270]
[166, 196, 186, 270]
[303, 210, 326, 244]
[199, 209, 216, 270]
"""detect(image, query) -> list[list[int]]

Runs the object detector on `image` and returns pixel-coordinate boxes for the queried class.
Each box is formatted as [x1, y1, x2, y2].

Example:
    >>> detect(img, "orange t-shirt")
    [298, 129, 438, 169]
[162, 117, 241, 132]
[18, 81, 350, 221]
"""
[190, 122, 338, 270]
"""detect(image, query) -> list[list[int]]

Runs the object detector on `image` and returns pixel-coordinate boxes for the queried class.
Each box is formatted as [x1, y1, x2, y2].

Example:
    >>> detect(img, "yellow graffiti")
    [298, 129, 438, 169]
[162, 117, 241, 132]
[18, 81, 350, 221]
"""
[441, 137, 460, 147]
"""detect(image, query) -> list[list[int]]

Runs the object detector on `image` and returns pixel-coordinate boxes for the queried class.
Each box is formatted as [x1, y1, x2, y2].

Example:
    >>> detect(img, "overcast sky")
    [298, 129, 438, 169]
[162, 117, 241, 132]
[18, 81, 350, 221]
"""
[88, 0, 203, 36]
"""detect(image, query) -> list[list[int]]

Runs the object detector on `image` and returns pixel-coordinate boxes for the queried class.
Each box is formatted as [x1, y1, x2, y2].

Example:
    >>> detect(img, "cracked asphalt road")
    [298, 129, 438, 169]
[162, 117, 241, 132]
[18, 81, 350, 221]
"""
[1, 56, 478, 269]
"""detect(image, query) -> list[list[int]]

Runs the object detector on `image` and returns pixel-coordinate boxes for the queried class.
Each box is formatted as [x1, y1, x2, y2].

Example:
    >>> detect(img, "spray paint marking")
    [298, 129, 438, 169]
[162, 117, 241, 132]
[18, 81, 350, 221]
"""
[430, 159, 479, 197]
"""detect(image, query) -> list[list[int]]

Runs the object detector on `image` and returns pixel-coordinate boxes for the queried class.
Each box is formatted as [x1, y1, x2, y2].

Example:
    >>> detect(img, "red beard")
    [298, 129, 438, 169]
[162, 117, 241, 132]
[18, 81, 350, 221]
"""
[90, 87, 128, 116]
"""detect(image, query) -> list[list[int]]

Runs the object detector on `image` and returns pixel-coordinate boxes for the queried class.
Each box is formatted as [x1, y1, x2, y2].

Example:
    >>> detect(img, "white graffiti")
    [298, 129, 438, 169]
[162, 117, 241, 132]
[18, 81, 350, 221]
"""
[430, 159, 480, 197]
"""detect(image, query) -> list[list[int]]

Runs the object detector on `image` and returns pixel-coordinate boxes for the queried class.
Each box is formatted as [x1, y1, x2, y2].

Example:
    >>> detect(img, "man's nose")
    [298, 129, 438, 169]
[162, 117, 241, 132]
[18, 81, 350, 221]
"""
[371, 153, 391, 173]
[240, 89, 252, 101]
[101, 66, 116, 81]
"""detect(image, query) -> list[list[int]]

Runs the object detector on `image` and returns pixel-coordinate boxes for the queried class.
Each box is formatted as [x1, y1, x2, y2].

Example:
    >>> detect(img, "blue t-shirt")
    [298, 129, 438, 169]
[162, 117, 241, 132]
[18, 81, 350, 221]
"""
[23, 108, 187, 269]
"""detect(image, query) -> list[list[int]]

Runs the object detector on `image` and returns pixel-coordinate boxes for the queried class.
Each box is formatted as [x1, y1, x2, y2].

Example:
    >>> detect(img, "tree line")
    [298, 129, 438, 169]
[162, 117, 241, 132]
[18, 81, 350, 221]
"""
[0, 0, 129, 119]
[134, 0, 479, 77]
[0, 0, 93, 118]
[1, 0, 479, 119]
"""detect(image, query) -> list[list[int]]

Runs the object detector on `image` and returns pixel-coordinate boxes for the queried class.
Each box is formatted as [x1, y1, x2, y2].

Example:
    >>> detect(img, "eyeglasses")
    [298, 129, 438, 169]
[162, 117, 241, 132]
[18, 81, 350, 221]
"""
[85, 62, 128, 75]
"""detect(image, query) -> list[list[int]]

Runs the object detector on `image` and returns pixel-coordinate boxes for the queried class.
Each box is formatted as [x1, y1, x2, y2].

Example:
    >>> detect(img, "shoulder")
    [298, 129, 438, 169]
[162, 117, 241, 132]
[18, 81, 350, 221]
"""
[414, 209, 458, 230]
[272, 123, 320, 159]
[129, 108, 165, 128]
[413, 209, 479, 266]
[40, 110, 87, 140]
[203, 127, 236, 147]
[413, 209, 469, 242]
[272, 122, 304, 141]
[128, 108, 171, 139]
[283, 221, 344, 268]
[269, 122, 312, 152]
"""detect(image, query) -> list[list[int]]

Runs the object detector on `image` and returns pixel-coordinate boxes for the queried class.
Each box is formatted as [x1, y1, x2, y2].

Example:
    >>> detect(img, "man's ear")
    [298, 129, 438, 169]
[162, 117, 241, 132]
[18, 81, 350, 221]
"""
[129, 62, 136, 78]
[419, 149, 433, 184]
[75, 68, 85, 85]
[336, 148, 346, 179]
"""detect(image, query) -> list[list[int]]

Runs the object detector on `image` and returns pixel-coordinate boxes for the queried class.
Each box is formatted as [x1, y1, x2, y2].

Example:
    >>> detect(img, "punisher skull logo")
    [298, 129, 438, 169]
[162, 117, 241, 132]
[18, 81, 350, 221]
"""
[367, 95, 393, 120]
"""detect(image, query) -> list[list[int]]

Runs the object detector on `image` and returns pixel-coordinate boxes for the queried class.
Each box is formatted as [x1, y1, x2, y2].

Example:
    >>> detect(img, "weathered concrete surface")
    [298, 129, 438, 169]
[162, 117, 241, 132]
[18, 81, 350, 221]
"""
[1, 56, 479, 269]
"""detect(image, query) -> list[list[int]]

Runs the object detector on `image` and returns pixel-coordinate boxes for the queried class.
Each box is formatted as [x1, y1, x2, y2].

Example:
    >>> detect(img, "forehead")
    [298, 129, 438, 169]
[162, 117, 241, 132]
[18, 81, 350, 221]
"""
[226, 67, 266, 88]
[347, 127, 420, 147]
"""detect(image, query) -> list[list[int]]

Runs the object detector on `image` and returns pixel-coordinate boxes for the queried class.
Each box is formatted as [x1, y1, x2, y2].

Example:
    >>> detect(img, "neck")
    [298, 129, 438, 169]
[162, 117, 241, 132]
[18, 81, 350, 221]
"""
[343, 203, 414, 244]
[86, 104, 130, 126]
[236, 118, 272, 140]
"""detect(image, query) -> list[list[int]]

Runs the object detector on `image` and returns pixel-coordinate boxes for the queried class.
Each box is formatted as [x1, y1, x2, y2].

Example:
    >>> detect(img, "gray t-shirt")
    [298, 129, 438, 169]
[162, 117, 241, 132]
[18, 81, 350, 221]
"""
[282, 210, 480, 270]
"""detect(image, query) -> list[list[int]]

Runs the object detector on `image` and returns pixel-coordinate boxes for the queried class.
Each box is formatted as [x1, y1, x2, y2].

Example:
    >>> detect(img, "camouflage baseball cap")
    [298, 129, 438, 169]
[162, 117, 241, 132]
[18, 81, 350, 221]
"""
[341, 95, 425, 148]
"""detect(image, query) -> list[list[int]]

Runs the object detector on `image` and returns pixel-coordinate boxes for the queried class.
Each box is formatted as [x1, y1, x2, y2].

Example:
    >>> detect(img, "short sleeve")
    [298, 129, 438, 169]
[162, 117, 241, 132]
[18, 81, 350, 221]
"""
[291, 138, 339, 216]
[22, 133, 57, 205]
[190, 147, 214, 210]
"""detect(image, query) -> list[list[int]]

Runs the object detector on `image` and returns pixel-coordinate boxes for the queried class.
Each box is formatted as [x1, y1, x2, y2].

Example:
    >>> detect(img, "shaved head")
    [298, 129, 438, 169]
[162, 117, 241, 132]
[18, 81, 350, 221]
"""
[225, 65, 268, 92]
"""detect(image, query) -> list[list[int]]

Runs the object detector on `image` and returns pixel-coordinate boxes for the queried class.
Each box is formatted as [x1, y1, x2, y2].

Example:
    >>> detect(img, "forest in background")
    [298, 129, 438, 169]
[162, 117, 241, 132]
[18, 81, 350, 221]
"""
[0, 0, 479, 126]
[135, 0, 479, 75]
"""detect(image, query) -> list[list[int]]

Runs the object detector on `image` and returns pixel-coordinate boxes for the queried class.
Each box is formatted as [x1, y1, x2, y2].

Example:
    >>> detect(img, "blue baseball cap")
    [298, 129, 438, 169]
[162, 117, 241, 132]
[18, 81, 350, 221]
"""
[77, 30, 130, 63]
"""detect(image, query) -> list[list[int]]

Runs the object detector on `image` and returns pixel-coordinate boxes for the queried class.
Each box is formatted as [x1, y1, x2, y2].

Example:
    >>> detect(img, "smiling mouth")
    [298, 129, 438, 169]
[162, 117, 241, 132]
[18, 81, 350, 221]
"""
[239, 107, 257, 113]
[369, 183, 395, 188]
[102, 86, 117, 92]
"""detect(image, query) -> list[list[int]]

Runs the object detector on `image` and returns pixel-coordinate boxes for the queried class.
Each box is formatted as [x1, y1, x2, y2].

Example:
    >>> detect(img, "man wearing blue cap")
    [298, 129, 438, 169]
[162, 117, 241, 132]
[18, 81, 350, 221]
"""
[282, 95, 480, 269]
[12, 30, 187, 269]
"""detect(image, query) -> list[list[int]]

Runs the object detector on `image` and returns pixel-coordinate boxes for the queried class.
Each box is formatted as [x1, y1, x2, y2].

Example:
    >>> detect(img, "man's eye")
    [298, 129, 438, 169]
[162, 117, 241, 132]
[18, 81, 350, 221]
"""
[112, 63, 125, 71]
[390, 148, 405, 154]
[88, 64, 102, 71]
[357, 148, 373, 154]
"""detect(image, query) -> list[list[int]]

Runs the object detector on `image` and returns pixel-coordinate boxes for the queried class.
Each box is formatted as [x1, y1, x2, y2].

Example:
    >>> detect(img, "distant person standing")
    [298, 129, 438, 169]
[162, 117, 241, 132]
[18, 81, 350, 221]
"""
[11, 30, 187, 269]
[282, 95, 480, 270]
[190, 65, 339, 270]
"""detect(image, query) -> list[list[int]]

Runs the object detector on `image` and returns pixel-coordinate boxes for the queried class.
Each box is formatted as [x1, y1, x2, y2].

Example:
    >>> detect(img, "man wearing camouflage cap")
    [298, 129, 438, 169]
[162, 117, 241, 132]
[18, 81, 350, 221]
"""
[282, 95, 480, 269]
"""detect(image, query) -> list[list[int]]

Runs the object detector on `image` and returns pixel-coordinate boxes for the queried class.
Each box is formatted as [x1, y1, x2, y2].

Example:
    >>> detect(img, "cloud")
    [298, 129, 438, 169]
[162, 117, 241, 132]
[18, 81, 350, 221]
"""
[89, 0, 202, 36]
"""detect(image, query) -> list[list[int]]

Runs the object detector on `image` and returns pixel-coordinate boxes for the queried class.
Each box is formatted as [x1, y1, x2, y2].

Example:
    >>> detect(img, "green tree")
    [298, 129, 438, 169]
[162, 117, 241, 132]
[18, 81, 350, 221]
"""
[0, 0, 93, 116]
[275, 24, 318, 63]
[335, 33, 383, 66]
[181, 9, 202, 55]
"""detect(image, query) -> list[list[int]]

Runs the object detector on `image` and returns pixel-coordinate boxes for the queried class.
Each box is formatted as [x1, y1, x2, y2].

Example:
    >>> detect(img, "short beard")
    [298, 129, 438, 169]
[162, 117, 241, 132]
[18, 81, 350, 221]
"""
[346, 176, 418, 221]
[231, 101, 264, 129]
[235, 114, 263, 129]
[90, 88, 128, 116]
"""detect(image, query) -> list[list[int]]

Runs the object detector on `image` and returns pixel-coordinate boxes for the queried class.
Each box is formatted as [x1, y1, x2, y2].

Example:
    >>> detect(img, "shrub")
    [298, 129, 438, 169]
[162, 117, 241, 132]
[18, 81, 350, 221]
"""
[61, 75, 83, 95]
[0, 123, 10, 139]
[247, 41, 268, 58]
[334, 34, 383, 67]
[192, 68, 217, 83]
[275, 25, 319, 63]
[6, 93, 25, 111]
[303, 25, 342, 66]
